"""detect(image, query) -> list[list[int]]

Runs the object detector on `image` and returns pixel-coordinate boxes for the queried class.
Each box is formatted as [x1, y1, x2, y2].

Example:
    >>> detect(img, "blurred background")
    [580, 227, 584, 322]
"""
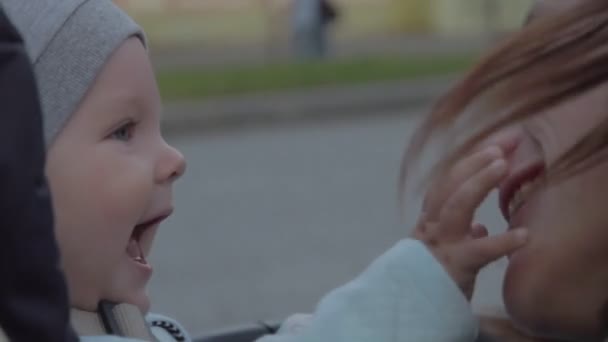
[113, 0, 534, 337]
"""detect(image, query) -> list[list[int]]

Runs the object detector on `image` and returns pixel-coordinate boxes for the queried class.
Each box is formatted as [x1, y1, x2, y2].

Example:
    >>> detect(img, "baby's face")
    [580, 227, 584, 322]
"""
[46, 38, 186, 313]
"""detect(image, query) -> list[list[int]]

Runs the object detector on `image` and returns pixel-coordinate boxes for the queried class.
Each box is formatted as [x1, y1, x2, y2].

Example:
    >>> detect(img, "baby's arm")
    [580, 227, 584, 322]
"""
[257, 239, 478, 342]
[258, 144, 528, 342]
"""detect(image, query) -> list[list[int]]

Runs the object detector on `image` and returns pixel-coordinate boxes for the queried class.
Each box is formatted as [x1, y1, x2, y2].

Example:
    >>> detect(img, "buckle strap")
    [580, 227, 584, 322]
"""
[71, 301, 156, 341]
[71, 307, 105, 336]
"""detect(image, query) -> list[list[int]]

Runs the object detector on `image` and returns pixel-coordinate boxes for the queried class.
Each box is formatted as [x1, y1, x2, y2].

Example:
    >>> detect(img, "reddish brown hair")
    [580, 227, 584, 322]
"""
[402, 0, 608, 192]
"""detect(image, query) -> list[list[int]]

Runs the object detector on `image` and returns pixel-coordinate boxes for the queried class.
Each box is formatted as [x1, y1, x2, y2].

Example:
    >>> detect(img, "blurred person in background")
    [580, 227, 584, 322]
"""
[291, 0, 338, 59]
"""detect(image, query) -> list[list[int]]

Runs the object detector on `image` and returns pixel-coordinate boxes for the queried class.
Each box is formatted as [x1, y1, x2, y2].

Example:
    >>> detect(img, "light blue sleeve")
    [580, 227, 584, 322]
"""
[257, 239, 478, 342]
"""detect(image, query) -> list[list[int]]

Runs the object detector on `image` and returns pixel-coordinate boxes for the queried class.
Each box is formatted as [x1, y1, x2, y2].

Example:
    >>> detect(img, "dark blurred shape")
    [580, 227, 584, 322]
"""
[291, 0, 339, 60]
[0, 7, 77, 342]
[320, 0, 338, 25]
[194, 321, 280, 342]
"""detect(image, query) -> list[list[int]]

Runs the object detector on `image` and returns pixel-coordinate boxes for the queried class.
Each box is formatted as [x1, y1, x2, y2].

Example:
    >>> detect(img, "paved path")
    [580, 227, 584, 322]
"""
[161, 77, 457, 135]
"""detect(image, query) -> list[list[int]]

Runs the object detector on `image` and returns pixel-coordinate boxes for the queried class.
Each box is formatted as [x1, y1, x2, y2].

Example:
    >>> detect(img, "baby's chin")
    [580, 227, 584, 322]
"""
[102, 254, 155, 312]
[70, 289, 149, 315]
[108, 288, 151, 314]
[101, 279, 151, 314]
[129, 290, 151, 314]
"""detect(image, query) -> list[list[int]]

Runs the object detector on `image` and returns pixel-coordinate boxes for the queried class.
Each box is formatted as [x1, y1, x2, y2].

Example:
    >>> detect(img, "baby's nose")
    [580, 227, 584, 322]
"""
[155, 143, 186, 184]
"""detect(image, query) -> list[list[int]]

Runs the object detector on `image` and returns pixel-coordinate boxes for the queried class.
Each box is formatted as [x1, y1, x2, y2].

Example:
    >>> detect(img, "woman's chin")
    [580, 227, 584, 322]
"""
[503, 263, 569, 340]
[503, 259, 543, 337]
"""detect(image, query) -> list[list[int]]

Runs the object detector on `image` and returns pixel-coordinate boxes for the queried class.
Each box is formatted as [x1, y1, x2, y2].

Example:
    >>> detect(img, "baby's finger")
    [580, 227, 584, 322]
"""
[473, 127, 521, 156]
[470, 223, 488, 239]
[423, 146, 503, 219]
[440, 159, 507, 238]
[464, 228, 528, 270]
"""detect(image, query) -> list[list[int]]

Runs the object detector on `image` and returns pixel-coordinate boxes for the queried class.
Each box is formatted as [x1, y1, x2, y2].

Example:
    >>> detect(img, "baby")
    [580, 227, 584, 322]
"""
[1, 0, 187, 340]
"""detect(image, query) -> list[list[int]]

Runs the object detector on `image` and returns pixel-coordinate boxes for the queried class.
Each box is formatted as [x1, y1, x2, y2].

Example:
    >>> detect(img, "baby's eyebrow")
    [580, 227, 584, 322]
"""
[108, 92, 146, 117]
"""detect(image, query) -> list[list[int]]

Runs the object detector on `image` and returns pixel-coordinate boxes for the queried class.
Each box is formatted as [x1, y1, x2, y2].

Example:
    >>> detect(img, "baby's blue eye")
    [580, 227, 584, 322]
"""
[110, 122, 136, 141]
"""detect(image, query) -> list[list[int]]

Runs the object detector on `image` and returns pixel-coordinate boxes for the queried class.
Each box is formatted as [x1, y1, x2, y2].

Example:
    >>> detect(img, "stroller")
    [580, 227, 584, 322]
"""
[194, 321, 281, 342]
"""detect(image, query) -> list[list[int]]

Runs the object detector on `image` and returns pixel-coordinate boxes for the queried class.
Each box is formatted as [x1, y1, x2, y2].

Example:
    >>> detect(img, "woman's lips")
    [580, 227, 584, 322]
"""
[499, 162, 545, 222]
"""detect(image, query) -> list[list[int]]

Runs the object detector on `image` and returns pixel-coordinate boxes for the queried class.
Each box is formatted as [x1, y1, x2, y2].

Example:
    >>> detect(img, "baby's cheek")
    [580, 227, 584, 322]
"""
[94, 163, 151, 224]
[56, 221, 122, 310]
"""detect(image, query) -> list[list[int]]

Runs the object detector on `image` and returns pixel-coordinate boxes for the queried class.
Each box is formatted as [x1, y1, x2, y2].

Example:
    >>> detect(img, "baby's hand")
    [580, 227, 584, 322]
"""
[411, 146, 528, 300]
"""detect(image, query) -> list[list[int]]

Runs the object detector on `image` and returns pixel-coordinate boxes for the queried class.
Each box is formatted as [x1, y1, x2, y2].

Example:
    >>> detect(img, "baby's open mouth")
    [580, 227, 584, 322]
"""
[126, 209, 173, 266]
[127, 224, 149, 265]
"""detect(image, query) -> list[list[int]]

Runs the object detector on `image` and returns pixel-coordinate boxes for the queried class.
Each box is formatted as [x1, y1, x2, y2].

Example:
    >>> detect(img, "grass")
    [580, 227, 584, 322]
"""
[157, 54, 476, 102]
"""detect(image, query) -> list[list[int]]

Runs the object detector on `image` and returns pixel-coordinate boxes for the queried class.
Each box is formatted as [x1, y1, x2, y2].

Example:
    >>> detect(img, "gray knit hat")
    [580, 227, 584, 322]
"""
[0, 0, 146, 146]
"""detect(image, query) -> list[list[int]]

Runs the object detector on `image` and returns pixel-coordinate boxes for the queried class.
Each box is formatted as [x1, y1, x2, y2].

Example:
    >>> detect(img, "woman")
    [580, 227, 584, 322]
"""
[404, 0, 608, 340]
